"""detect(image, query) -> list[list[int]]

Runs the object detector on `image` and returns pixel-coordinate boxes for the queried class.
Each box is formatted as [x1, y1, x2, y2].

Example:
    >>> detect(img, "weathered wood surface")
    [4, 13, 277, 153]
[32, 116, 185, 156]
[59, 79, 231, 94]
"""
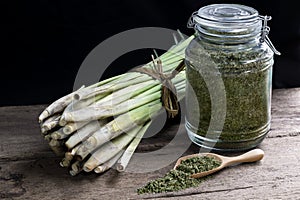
[1, 88, 300, 200]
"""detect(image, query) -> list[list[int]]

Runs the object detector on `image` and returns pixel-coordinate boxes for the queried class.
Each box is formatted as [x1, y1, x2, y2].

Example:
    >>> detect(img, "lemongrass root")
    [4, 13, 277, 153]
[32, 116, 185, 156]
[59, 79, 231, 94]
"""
[83, 126, 142, 172]
[116, 121, 151, 172]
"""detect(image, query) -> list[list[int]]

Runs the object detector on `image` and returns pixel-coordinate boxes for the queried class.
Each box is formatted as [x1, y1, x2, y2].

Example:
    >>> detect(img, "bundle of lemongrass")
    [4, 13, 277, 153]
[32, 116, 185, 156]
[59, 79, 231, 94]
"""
[38, 33, 193, 176]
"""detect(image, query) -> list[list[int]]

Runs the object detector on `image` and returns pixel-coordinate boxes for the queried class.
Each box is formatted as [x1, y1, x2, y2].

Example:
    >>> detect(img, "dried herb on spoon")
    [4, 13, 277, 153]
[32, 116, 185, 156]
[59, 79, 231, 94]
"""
[137, 156, 221, 194]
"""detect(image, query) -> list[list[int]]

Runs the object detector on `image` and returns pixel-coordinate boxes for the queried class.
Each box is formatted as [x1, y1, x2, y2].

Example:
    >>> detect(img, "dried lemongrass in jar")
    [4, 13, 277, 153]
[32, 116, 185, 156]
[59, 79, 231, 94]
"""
[185, 4, 280, 151]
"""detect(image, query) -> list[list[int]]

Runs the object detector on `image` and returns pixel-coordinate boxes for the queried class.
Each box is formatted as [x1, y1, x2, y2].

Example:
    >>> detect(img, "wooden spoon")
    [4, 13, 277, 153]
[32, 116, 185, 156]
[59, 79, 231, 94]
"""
[174, 149, 264, 178]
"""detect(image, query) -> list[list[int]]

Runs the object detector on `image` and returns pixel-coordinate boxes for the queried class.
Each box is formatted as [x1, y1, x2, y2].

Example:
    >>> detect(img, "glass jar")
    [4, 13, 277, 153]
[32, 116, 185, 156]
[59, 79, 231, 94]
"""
[185, 4, 280, 151]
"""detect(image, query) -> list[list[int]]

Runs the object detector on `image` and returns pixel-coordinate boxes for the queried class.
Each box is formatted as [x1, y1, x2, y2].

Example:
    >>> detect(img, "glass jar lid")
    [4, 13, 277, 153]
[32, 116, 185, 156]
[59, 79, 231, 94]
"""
[188, 4, 281, 55]
[189, 4, 261, 36]
[196, 4, 258, 24]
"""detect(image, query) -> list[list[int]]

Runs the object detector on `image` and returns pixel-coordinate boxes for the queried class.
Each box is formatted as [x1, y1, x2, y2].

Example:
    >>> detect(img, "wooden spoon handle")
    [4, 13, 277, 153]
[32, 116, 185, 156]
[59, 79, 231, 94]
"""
[224, 149, 264, 166]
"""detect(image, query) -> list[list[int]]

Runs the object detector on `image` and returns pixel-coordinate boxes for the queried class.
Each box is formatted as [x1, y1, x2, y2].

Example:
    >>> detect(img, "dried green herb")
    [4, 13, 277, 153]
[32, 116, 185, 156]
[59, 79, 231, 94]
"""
[185, 37, 273, 150]
[137, 156, 221, 194]
[176, 156, 221, 175]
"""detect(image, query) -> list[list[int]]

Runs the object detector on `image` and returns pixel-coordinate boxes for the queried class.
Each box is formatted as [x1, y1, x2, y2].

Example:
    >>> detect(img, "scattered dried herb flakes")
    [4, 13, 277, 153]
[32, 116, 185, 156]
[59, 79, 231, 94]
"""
[137, 156, 221, 194]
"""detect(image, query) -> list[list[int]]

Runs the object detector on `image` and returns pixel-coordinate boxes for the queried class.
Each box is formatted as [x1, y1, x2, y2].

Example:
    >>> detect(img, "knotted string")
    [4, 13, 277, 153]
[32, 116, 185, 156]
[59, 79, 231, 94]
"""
[132, 56, 185, 118]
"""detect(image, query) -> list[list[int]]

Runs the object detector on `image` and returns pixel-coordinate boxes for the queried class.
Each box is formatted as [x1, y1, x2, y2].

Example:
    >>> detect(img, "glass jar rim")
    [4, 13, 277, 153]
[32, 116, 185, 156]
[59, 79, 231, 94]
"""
[190, 4, 261, 32]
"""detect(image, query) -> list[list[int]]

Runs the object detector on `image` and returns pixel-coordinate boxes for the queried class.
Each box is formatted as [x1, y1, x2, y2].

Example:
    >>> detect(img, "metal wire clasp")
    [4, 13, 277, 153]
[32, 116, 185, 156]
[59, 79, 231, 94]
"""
[187, 11, 199, 29]
[259, 15, 281, 55]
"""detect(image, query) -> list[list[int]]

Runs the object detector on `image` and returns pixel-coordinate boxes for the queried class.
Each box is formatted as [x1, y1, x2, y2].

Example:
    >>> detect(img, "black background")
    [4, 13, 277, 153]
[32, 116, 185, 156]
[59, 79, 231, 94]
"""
[2, 0, 300, 106]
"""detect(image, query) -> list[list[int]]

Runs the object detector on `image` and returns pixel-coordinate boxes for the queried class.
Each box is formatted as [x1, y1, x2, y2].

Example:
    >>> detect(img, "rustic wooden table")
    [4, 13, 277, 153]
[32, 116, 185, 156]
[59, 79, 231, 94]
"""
[1, 88, 300, 200]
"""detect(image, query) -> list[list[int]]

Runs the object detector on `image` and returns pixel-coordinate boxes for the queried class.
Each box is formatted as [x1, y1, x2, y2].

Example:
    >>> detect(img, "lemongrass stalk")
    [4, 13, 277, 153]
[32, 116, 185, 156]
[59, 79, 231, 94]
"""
[69, 161, 83, 176]
[76, 75, 152, 101]
[40, 114, 61, 134]
[84, 75, 183, 121]
[58, 118, 67, 126]
[176, 84, 185, 95]
[175, 84, 185, 94]
[74, 72, 147, 100]
[93, 79, 159, 107]
[64, 94, 102, 113]
[177, 29, 185, 40]
[72, 160, 82, 171]
[145, 53, 183, 70]
[83, 125, 143, 172]
[141, 36, 193, 73]
[59, 91, 108, 126]
[171, 71, 186, 84]
[38, 85, 86, 123]
[71, 160, 82, 172]
[60, 145, 81, 167]
[133, 84, 161, 99]
[59, 99, 95, 125]
[39, 34, 194, 176]
[44, 134, 52, 142]
[131, 74, 184, 100]
[154, 55, 184, 72]
[72, 37, 189, 99]
[95, 72, 144, 88]
[173, 33, 179, 44]
[75, 101, 162, 160]
[137, 38, 190, 73]
[40, 113, 60, 127]
[177, 87, 186, 99]
[51, 128, 68, 140]
[65, 120, 107, 149]
[130, 71, 185, 97]
[62, 91, 161, 122]
[60, 152, 73, 168]
[69, 170, 79, 176]
[38, 74, 126, 123]
[72, 79, 121, 101]
[94, 150, 124, 174]
[116, 120, 152, 172]
[107, 93, 160, 116]
[175, 79, 186, 89]
[39, 35, 190, 123]
[49, 139, 65, 156]
[63, 121, 89, 135]
[93, 73, 126, 87]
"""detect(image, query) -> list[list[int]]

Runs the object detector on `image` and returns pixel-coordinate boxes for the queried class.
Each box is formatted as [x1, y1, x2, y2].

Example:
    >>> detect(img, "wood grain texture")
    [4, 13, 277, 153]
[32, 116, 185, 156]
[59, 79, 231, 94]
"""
[1, 88, 300, 200]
